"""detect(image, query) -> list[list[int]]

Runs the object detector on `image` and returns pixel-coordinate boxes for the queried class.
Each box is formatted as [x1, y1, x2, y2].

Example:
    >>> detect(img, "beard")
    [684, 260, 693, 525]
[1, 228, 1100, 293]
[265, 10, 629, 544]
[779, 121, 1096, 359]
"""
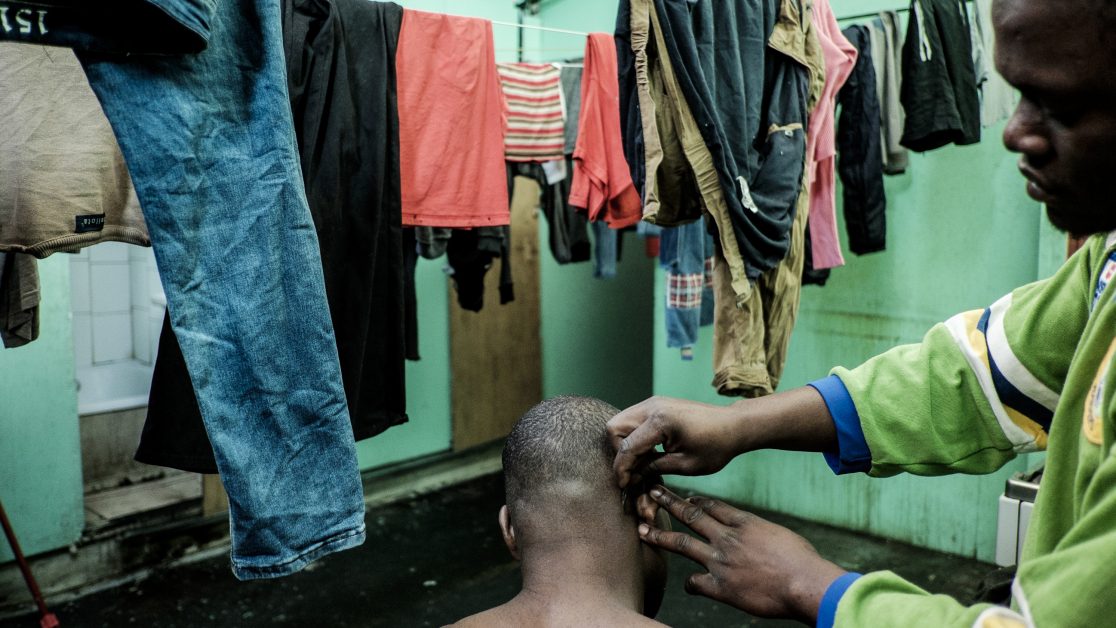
[1045, 201, 1116, 237]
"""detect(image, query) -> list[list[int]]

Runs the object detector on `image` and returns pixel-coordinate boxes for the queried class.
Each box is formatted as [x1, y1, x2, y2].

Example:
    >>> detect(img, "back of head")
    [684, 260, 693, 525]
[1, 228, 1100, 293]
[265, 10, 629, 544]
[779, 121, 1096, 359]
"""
[502, 396, 621, 533]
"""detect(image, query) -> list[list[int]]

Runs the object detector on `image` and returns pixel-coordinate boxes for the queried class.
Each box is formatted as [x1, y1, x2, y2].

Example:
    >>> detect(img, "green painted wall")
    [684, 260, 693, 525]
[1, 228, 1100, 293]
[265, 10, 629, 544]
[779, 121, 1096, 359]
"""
[0, 256, 84, 560]
[539, 224, 656, 410]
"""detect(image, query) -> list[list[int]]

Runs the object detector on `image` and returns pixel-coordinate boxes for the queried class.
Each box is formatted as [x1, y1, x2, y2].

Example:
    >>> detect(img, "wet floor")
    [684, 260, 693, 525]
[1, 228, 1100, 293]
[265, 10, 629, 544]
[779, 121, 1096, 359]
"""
[1, 474, 995, 627]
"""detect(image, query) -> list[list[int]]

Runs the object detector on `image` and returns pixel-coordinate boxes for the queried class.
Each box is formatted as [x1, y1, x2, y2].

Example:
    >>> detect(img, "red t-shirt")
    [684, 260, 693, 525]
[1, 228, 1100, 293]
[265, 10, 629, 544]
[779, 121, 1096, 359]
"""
[397, 9, 509, 228]
[569, 33, 641, 229]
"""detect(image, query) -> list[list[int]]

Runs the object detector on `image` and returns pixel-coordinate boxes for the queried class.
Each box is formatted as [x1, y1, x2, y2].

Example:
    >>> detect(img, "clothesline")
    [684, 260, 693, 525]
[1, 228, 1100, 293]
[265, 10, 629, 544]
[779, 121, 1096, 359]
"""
[838, 0, 973, 22]
[490, 19, 590, 37]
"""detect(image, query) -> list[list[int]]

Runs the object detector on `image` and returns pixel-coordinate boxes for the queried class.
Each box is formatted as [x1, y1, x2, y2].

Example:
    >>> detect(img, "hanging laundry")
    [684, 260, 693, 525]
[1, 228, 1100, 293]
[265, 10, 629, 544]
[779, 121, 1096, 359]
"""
[397, 10, 509, 228]
[0, 0, 208, 54]
[626, 0, 707, 229]
[77, 0, 365, 580]
[0, 253, 39, 349]
[570, 32, 642, 230]
[498, 63, 566, 163]
[837, 25, 887, 257]
[0, 44, 149, 258]
[713, 201, 810, 397]
[900, 0, 981, 151]
[560, 64, 584, 156]
[509, 160, 591, 265]
[141, 0, 413, 477]
[447, 228, 509, 312]
[970, 0, 1016, 127]
[593, 221, 621, 279]
[282, 0, 408, 441]
[867, 12, 909, 174]
[805, 0, 858, 272]
[615, 0, 645, 198]
[402, 228, 420, 361]
[639, 221, 662, 258]
[136, 312, 215, 474]
[710, 0, 819, 397]
[801, 222, 831, 287]
[661, 221, 715, 357]
[622, 0, 811, 304]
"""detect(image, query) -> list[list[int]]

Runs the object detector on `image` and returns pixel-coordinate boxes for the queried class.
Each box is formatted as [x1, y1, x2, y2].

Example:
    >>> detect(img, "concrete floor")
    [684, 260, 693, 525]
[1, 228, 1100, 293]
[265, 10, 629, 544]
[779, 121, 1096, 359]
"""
[1, 474, 996, 627]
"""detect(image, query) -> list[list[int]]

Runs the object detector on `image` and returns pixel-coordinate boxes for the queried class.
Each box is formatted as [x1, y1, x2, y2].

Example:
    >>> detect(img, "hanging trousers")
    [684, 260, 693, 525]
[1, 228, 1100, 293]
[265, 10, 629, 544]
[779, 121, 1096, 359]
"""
[78, 0, 365, 580]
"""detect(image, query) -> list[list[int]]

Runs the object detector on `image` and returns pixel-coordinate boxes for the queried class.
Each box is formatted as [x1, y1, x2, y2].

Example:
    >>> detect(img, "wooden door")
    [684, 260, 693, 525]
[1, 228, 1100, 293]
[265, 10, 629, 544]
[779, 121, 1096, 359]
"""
[450, 177, 543, 450]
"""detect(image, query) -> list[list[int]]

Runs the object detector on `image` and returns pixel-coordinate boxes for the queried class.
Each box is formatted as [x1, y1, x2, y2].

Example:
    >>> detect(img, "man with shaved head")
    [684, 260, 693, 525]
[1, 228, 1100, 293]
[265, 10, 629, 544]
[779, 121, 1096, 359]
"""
[450, 396, 669, 627]
[605, 0, 1116, 626]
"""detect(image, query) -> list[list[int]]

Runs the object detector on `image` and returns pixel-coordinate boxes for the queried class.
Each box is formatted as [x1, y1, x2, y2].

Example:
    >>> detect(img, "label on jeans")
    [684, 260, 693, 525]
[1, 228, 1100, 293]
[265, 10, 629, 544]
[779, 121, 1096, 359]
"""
[75, 214, 106, 234]
[0, 6, 49, 37]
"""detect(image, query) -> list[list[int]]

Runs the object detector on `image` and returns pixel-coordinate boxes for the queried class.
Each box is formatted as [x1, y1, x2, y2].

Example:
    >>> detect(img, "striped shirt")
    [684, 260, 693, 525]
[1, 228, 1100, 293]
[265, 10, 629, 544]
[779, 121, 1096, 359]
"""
[496, 62, 566, 162]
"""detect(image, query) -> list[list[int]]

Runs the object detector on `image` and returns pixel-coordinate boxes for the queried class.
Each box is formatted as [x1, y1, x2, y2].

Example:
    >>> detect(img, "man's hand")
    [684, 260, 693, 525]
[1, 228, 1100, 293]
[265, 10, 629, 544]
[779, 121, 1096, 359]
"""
[638, 486, 847, 624]
[608, 388, 839, 489]
[607, 397, 750, 489]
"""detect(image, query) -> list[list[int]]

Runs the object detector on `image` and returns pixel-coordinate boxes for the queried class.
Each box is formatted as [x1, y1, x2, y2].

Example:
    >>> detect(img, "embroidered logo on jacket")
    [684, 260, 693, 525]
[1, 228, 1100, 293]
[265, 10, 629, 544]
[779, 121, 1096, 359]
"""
[1083, 339, 1116, 446]
[1093, 251, 1116, 310]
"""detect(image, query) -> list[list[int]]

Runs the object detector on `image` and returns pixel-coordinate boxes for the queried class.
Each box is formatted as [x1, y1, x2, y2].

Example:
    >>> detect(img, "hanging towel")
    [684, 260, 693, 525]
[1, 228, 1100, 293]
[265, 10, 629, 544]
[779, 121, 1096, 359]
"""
[498, 62, 566, 162]
[397, 10, 509, 228]
[570, 33, 642, 229]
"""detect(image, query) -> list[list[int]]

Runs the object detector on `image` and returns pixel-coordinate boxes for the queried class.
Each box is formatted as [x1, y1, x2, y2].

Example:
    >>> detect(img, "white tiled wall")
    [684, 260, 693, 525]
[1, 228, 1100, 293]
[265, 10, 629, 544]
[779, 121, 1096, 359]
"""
[70, 243, 165, 367]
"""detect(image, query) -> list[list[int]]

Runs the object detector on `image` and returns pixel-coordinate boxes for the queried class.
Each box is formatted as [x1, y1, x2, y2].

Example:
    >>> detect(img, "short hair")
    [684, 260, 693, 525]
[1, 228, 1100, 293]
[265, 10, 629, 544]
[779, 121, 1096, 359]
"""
[502, 396, 619, 517]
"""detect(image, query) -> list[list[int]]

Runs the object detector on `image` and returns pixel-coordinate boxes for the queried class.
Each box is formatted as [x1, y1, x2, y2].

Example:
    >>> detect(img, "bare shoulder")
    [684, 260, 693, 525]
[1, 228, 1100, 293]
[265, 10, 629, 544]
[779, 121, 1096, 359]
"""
[444, 607, 518, 628]
[628, 612, 669, 627]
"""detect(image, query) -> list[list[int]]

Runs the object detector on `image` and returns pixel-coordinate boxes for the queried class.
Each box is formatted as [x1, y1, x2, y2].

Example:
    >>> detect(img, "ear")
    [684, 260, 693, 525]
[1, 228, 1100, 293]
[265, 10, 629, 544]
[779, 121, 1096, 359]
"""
[498, 505, 521, 561]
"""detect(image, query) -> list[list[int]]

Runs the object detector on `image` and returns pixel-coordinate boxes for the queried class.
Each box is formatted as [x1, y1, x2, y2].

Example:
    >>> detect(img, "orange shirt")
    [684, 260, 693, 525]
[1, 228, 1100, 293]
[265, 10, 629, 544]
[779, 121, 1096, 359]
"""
[570, 33, 641, 229]
[397, 9, 509, 228]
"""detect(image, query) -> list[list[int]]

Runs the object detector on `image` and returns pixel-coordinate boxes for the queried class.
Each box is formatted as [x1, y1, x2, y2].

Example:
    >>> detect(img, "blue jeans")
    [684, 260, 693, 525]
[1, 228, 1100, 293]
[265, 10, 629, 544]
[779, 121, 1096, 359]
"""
[661, 221, 714, 350]
[593, 221, 619, 279]
[78, 0, 365, 580]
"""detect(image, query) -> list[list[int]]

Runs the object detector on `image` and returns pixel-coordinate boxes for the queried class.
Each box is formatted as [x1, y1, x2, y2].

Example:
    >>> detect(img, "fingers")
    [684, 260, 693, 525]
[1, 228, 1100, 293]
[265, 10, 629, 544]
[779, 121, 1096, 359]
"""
[610, 412, 667, 488]
[636, 492, 660, 525]
[638, 523, 719, 566]
[685, 495, 750, 528]
[684, 572, 720, 599]
[647, 486, 722, 538]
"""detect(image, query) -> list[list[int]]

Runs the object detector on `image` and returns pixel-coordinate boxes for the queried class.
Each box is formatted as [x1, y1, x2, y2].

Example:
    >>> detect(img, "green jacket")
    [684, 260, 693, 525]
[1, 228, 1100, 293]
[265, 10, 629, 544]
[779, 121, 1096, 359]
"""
[812, 232, 1116, 627]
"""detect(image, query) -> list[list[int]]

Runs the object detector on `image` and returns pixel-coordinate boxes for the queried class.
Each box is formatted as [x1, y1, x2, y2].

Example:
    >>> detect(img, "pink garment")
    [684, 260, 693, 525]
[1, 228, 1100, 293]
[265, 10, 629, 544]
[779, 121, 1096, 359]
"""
[806, 0, 857, 270]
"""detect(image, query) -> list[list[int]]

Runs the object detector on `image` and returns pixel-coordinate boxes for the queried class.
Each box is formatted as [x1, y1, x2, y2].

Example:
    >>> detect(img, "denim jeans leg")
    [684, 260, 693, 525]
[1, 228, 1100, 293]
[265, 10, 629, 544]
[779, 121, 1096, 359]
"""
[78, 0, 365, 580]
[594, 221, 619, 279]
[661, 222, 708, 349]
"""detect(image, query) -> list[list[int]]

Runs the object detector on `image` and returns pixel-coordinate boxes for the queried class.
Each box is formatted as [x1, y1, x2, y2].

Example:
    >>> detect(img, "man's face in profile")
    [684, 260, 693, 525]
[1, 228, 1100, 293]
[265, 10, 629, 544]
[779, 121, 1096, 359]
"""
[995, 0, 1116, 235]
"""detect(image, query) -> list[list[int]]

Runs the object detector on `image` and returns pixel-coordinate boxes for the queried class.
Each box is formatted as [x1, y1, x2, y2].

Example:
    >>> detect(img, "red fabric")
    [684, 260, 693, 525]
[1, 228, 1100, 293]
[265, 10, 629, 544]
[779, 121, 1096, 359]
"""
[569, 33, 641, 229]
[396, 9, 509, 228]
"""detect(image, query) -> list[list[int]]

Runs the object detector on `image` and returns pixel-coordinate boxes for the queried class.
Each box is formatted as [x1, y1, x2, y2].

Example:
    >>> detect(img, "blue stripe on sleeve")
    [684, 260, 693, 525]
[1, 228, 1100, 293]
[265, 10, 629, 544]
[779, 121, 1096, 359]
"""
[816, 572, 862, 628]
[809, 376, 872, 475]
[976, 309, 1055, 432]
